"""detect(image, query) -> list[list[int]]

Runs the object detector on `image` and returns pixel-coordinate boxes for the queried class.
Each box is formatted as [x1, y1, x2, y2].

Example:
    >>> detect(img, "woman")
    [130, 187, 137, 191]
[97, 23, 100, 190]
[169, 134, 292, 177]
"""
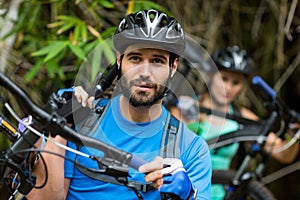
[173, 45, 299, 199]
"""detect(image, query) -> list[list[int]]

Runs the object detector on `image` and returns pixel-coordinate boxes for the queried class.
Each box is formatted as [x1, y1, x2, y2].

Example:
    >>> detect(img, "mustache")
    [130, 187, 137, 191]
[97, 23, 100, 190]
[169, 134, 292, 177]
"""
[129, 77, 157, 87]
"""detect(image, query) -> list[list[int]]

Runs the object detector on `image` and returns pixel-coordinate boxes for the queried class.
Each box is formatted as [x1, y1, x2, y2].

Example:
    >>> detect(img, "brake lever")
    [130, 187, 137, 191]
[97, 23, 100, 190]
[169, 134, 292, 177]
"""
[93, 156, 130, 179]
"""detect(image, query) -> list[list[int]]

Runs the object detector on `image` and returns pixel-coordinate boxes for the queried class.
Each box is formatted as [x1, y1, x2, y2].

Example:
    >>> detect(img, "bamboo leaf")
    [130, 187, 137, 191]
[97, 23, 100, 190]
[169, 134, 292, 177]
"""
[43, 41, 69, 62]
[56, 67, 66, 80]
[24, 60, 43, 82]
[100, 27, 116, 39]
[47, 21, 66, 29]
[73, 24, 80, 42]
[81, 23, 88, 42]
[133, 1, 166, 13]
[98, 0, 114, 8]
[57, 22, 76, 34]
[45, 61, 56, 78]
[102, 39, 115, 63]
[45, 61, 66, 80]
[68, 42, 86, 60]
[84, 40, 100, 53]
[91, 46, 103, 82]
[72, 22, 87, 42]
[31, 43, 60, 57]
[57, 15, 78, 21]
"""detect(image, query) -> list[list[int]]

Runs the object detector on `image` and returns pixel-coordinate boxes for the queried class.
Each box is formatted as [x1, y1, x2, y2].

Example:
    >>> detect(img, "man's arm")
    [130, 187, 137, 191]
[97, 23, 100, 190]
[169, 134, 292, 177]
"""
[26, 136, 68, 200]
[25, 86, 93, 199]
[185, 136, 212, 200]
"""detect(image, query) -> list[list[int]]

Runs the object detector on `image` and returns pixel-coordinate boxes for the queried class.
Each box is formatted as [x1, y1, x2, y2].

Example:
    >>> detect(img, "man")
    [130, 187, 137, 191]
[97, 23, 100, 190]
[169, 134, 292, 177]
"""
[27, 9, 211, 200]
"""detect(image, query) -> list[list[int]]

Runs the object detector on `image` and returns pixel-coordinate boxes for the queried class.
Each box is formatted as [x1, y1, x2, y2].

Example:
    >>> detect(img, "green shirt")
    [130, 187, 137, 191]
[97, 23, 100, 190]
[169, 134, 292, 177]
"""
[188, 105, 239, 200]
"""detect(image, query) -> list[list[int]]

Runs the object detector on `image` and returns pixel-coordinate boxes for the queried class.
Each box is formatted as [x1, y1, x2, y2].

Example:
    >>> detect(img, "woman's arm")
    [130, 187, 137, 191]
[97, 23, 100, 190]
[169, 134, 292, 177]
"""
[241, 107, 299, 164]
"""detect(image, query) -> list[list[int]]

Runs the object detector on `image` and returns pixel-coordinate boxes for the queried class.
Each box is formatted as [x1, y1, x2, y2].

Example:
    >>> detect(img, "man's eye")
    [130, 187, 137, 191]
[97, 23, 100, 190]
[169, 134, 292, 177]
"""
[152, 58, 164, 64]
[129, 56, 140, 62]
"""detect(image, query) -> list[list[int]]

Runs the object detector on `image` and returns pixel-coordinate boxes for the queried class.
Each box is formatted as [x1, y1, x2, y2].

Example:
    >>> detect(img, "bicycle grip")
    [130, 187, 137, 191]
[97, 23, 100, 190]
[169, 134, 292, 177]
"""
[129, 154, 147, 170]
[252, 76, 276, 100]
[129, 156, 183, 171]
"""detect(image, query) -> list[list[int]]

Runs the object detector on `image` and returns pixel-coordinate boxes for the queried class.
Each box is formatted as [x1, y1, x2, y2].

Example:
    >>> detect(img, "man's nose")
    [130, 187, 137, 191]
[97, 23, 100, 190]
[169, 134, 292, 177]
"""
[139, 61, 152, 76]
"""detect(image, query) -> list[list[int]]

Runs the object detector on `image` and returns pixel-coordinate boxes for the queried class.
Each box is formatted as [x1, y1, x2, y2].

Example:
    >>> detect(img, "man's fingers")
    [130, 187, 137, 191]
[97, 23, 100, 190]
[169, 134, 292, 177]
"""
[87, 96, 95, 109]
[152, 177, 164, 189]
[74, 86, 89, 107]
[144, 170, 163, 183]
[138, 156, 163, 173]
[139, 156, 164, 188]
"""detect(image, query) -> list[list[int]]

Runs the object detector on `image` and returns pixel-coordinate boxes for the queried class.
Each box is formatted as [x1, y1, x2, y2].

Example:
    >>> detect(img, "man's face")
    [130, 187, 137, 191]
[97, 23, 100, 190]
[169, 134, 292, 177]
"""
[118, 45, 177, 107]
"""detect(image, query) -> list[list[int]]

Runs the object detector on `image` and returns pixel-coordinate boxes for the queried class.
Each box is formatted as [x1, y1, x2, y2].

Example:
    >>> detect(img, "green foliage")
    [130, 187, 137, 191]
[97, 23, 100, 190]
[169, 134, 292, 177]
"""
[131, 0, 167, 13]
[96, 0, 114, 9]
[17, 2, 111, 88]
[11, 0, 168, 88]
[2, 0, 299, 112]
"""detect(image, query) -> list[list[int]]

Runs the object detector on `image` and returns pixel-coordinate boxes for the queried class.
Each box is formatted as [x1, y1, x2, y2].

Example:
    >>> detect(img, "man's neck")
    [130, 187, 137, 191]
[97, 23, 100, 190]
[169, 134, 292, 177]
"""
[119, 95, 162, 122]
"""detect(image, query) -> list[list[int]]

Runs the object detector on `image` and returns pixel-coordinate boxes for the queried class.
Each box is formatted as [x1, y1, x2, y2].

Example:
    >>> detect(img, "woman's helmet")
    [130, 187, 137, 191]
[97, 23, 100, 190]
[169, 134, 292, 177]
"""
[212, 45, 254, 76]
[113, 9, 185, 56]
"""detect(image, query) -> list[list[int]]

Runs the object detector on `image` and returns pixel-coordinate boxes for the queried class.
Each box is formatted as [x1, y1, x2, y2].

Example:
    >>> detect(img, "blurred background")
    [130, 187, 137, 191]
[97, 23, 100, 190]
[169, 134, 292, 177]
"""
[0, 0, 299, 199]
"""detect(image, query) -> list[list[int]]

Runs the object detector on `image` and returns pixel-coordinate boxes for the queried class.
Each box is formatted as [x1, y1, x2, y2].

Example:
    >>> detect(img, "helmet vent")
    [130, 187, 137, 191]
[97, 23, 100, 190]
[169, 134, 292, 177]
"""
[113, 9, 186, 55]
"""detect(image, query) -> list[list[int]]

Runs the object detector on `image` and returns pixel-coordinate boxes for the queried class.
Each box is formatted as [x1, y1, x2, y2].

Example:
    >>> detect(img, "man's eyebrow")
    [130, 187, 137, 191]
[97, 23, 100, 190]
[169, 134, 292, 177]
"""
[125, 51, 168, 61]
[152, 54, 168, 61]
[126, 52, 142, 57]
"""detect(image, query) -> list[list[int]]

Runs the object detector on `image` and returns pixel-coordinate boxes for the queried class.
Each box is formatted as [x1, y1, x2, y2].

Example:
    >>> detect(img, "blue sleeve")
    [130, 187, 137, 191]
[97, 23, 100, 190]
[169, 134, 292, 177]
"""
[64, 141, 77, 178]
[181, 125, 212, 200]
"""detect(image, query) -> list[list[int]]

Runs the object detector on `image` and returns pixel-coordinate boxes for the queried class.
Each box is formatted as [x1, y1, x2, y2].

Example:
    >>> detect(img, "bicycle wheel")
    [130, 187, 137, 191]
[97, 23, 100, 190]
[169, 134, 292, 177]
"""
[212, 170, 276, 200]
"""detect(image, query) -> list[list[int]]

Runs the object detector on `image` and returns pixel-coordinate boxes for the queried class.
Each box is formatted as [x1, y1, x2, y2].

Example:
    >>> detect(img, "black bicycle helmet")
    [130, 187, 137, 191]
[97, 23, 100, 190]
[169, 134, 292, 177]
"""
[113, 9, 185, 56]
[212, 45, 254, 76]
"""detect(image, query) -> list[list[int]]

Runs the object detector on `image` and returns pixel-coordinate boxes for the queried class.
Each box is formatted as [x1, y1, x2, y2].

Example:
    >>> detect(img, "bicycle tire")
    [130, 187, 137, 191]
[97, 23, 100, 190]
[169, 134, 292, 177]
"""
[212, 170, 277, 200]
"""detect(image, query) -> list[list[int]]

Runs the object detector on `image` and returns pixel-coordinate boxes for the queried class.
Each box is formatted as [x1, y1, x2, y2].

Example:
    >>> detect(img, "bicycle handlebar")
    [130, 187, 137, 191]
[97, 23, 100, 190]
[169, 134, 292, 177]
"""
[252, 75, 300, 123]
[252, 76, 276, 100]
[0, 72, 146, 170]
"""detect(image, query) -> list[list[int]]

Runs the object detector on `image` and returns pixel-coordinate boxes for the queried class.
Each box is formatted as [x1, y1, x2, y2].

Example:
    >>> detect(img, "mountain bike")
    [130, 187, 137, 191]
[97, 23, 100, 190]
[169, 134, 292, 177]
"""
[203, 76, 300, 200]
[0, 70, 188, 200]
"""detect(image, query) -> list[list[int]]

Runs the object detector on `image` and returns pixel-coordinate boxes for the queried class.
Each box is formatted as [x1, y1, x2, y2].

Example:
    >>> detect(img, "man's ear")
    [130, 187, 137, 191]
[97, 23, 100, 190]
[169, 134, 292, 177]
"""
[171, 58, 179, 77]
[116, 51, 121, 68]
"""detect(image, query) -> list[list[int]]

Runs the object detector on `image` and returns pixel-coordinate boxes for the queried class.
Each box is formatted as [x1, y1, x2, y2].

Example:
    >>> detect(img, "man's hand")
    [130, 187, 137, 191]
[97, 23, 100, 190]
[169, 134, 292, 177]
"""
[160, 158, 195, 200]
[139, 157, 196, 200]
[160, 170, 195, 200]
[138, 156, 164, 189]
[54, 86, 95, 109]
[73, 86, 95, 109]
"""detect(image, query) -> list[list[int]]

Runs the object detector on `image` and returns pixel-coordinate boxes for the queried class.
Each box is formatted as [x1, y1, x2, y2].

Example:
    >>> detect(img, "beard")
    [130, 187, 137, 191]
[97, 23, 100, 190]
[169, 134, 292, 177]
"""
[120, 76, 168, 107]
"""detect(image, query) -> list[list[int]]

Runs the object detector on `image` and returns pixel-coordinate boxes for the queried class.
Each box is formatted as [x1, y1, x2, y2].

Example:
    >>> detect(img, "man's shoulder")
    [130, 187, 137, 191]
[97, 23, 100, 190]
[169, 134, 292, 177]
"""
[180, 121, 208, 146]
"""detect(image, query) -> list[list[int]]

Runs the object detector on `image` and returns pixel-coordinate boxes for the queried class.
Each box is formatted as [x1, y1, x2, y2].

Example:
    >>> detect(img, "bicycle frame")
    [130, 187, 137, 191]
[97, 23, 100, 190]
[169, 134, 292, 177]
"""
[203, 110, 277, 199]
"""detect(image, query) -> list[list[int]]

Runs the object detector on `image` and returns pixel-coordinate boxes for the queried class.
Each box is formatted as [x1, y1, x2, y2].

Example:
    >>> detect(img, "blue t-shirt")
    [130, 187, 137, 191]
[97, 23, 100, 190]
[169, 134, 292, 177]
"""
[64, 95, 211, 200]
